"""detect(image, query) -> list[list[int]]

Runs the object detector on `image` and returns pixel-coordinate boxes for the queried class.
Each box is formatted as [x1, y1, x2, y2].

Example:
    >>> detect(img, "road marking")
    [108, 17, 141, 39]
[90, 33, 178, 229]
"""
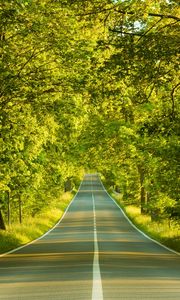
[92, 192, 103, 300]
[0, 178, 85, 258]
[98, 175, 180, 257]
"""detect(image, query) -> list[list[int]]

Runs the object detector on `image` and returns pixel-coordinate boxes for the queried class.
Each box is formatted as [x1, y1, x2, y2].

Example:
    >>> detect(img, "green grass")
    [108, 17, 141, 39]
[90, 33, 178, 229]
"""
[1, 190, 179, 255]
[112, 193, 180, 254]
[0, 192, 73, 255]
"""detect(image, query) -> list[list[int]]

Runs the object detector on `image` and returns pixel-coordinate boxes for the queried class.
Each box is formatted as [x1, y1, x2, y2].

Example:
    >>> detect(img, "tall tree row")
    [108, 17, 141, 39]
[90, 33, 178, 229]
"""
[0, 0, 179, 229]
[0, 0, 102, 228]
[70, 0, 180, 222]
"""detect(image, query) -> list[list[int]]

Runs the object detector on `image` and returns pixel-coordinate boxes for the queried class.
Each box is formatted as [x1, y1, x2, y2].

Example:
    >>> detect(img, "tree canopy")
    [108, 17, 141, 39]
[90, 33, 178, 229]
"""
[0, 0, 179, 228]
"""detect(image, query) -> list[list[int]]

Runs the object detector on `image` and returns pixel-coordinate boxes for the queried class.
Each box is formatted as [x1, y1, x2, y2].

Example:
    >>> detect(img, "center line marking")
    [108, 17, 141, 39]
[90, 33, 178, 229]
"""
[92, 191, 103, 300]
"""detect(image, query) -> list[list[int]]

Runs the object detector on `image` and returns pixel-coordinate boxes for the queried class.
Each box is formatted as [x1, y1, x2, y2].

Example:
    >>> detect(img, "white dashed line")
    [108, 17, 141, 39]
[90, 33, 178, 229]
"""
[92, 191, 103, 300]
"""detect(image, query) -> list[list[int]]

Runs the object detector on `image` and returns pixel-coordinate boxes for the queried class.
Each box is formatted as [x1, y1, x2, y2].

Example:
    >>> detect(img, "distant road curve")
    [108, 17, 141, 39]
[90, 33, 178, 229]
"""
[0, 174, 180, 300]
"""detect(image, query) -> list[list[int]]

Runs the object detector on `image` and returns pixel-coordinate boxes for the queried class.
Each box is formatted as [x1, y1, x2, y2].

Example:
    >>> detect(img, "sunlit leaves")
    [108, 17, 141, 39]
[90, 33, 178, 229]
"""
[0, 0, 179, 228]
[71, 0, 180, 222]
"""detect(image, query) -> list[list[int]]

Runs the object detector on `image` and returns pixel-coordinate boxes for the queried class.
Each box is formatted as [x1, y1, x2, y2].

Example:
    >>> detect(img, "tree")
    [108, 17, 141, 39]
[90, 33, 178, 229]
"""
[70, 0, 179, 221]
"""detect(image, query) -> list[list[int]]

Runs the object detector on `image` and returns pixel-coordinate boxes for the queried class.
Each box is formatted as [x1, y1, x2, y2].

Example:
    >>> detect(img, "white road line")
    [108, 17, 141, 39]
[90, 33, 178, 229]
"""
[0, 178, 85, 258]
[98, 175, 180, 256]
[92, 192, 103, 300]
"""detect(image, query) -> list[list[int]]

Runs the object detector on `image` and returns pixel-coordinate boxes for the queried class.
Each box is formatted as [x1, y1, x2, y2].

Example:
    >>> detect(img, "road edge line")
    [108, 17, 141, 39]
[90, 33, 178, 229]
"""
[99, 176, 180, 257]
[0, 179, 84, 258]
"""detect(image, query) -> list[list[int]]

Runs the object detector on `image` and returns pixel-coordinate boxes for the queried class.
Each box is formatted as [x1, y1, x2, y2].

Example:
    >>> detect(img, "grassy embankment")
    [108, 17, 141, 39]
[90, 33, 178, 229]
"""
[111, 192, 180, 254]
[1, 188, 179, 255]
[0, 192, 73, 255]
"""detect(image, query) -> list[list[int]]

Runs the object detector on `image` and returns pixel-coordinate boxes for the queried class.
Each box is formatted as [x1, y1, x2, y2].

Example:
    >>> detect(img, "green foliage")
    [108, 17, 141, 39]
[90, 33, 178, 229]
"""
[0, 0, 179, 231]
[0, 191, 73, 254]
[0, 0, 89, 227]
[122, 204, 180, 253]
[74, 0, 179, 223]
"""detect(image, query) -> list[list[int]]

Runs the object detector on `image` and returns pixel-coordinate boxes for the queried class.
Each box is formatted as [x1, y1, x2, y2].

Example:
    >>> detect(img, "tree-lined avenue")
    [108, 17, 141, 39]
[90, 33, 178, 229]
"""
[0, 174, 180, 299]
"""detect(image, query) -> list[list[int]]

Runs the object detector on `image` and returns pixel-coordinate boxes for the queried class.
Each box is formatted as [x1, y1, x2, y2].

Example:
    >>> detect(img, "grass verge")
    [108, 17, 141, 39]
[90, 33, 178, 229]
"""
[112, 192, 180, 254]
[0, 192, 73, 255]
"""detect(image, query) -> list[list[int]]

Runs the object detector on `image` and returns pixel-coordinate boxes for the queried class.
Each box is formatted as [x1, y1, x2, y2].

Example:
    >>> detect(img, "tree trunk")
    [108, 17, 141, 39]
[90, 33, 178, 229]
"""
[19, 196, 22, 224]
[140, 186, 146, 214]
[7, 191, 11, 225]
[146, 191, 150, 213]
[64, 178, 72, 192]
[0, 210, 6, 230]
[138, 165, 146, 214]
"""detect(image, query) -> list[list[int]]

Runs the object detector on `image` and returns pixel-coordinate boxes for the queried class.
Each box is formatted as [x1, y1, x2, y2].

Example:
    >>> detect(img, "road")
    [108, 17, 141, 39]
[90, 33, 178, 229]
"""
[0, 174, 180, 300]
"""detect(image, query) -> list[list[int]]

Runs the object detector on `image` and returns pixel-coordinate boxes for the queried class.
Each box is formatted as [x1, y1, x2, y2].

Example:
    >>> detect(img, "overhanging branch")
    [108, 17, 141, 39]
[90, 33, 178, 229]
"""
[109, 28, 143, 36]
[116, 9, 180, 21]
[78, 5, 180, 21]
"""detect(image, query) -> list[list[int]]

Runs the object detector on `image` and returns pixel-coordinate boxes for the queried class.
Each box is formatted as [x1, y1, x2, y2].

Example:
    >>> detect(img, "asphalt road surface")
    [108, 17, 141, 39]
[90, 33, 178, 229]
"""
[0, 174, 180, 300]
